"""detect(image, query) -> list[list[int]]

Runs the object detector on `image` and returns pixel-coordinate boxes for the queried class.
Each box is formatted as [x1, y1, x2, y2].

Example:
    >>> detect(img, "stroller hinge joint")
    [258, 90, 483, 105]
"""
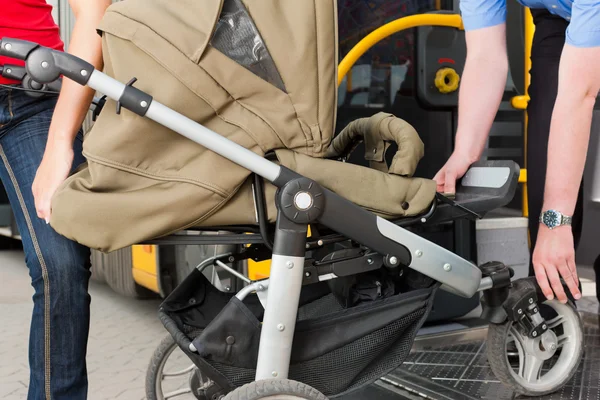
[278, 177, 325, 225]
[116, 77, 153, 117]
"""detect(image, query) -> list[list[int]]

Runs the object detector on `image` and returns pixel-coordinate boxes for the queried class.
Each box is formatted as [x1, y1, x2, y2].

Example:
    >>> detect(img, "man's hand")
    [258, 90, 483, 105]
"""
[32, 140, 74, 223]
[433, 150, 475, 195]
[532, 44, 600, 304]
[532, 225, 581, 303]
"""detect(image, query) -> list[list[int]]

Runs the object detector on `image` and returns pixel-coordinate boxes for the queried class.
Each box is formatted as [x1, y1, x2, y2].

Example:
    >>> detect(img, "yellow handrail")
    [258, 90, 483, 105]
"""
[337, 14, 464, 86]
[336, 12, 531, 218]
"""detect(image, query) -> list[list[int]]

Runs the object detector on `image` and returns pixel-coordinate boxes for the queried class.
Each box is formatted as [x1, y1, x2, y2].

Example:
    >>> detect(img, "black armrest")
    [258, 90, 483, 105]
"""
[425, 160, 521, 225]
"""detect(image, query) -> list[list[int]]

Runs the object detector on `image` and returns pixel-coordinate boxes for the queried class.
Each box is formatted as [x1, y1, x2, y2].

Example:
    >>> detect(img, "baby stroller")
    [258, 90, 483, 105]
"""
[0, 0, 584, 398]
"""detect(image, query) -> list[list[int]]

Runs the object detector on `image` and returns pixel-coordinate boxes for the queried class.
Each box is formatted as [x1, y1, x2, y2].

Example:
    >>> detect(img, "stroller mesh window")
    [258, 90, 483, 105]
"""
[210, 0, 287, 92]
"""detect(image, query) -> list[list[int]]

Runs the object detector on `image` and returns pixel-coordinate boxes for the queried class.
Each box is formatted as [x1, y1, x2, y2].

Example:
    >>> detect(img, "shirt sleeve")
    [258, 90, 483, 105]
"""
[566, 0, 600, 47]
[459, 0, 507, 31]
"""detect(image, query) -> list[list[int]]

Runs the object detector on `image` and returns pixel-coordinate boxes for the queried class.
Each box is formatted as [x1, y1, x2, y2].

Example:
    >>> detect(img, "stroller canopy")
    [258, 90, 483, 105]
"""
[98, 0, 338, 155]
[50, 0, 436, 252]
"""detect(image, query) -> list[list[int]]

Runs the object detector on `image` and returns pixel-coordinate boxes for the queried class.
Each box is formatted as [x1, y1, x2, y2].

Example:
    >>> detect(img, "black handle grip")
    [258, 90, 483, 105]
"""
[26, 47, 94, 85]
[0, 38, 39, 60]
[0, 64, 27, 80]
[1, 38, 95, 86]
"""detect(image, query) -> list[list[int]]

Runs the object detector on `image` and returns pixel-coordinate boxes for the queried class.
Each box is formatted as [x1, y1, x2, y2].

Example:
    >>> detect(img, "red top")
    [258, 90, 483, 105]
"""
[0, 0, 64, 84]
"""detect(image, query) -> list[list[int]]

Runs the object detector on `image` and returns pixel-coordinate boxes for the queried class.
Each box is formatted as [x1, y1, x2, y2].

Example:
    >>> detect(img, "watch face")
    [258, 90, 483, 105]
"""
[542, 210, 561, 229]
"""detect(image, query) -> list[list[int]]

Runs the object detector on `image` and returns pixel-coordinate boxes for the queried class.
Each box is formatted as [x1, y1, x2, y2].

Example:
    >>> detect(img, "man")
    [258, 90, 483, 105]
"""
[434, 0, 600, 305]
[0, 0, 111, 398]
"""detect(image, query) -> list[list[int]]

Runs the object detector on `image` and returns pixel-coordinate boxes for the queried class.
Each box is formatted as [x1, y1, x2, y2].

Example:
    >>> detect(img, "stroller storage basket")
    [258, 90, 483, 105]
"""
[159, 269, 439, 398]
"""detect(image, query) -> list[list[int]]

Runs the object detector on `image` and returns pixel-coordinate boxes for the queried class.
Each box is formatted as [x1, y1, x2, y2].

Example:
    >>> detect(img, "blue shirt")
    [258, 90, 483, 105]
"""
[460, 0, 600, 47]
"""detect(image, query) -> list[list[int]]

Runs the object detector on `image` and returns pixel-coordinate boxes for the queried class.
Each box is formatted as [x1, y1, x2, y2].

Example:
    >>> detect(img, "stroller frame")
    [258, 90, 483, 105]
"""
[3, 38, 518, 384]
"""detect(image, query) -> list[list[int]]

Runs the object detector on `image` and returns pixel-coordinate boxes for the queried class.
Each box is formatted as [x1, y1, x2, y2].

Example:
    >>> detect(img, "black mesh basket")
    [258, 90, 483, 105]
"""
[159, 268, 439, 398]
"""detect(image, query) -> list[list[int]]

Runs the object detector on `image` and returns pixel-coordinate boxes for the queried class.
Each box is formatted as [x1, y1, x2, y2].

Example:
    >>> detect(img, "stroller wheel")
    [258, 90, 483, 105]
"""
[487, 299, 583, 396]
[146, 333, 217, 400]
[222, 379, 328, 400]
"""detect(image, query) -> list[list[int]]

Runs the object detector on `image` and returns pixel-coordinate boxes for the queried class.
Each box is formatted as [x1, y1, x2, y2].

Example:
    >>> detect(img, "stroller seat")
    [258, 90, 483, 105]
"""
[202, 112, 437, 228]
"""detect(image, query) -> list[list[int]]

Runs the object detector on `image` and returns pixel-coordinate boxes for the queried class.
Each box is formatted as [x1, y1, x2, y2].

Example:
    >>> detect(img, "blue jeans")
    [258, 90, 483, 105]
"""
[0, 87, 91, 400]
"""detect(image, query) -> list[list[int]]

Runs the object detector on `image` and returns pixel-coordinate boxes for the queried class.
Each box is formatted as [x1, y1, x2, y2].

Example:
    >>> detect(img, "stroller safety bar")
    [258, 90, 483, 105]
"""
[0, 37, 499, 298]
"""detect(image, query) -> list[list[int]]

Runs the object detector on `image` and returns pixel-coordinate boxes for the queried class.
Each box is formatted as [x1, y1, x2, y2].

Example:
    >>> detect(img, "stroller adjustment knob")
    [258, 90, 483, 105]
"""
[279, 177, 325, 224]
[294, 192, 313, 210]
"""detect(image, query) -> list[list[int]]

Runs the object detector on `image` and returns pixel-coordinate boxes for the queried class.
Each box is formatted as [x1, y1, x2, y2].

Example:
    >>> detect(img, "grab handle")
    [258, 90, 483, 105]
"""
[0, 38, 93, 86]
[0, 38, 39, 61]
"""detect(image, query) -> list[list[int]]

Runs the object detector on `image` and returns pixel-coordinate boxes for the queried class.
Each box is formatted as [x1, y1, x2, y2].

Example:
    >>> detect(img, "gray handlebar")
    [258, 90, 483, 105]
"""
[1, 37, 94, 86]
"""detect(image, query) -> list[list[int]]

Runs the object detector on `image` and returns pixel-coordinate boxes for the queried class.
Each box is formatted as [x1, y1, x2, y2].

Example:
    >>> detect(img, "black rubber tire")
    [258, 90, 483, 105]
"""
[146, 333, 217, 400]
[223, 380, 328, 400]
[146, 334, 178, 400]
[93, 247, 156, 299]
[487, 301, 583, 396]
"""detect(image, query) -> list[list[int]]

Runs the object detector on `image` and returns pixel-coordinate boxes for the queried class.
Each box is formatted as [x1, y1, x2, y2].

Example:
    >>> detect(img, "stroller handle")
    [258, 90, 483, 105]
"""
[0, 37, 93, 86]
[1, 63, 63, 97]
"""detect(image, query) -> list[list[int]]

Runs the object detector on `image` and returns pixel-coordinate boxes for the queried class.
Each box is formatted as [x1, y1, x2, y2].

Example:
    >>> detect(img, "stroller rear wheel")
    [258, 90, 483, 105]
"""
[146, 333, 219, 400]
[222, 380, 328, 400]
[487, 299, 583, 396]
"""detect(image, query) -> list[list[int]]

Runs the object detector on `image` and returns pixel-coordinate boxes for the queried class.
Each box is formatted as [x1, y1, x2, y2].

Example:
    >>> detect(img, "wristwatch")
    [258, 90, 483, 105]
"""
[539, 209, 572, 230]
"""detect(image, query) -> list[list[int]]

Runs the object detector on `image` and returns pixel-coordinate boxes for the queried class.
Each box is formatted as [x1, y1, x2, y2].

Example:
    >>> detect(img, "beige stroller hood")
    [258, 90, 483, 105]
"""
[50, 0, 436, 252]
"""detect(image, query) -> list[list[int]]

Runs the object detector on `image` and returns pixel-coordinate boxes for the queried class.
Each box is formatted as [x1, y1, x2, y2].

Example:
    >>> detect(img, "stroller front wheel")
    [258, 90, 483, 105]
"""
[222, 379, 328, 400]
[487, 299, 583, 396]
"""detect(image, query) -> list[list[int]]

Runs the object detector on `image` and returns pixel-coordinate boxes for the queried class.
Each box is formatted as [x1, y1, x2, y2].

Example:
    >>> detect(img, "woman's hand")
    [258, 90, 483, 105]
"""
[31, 0, 110, 223]
[532, 225, 581, 303]
[433, 150, 476, 195]
[32, 140, 74, 223]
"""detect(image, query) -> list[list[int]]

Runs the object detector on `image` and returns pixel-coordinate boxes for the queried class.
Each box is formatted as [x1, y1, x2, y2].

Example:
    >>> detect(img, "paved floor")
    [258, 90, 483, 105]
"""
[2, 248, 598, 400]
[0, 249, 166, 400]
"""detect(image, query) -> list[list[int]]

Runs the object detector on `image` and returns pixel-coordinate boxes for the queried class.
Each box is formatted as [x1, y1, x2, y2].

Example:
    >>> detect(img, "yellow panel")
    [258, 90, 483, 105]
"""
[132, 268, 159, 293]
[248, 226, 312, 280]
[131, 245, 159, 293]
[248, 259, 271, 280]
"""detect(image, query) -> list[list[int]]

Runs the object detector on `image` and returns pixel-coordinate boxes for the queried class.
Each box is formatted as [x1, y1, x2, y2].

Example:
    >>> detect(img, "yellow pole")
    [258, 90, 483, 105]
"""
[522, 8, 534, 218]
[338, 14, 464, 86]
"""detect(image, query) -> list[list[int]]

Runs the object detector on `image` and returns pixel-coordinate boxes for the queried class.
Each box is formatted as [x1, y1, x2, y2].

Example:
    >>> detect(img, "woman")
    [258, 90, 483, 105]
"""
[0, 0, 110, 398]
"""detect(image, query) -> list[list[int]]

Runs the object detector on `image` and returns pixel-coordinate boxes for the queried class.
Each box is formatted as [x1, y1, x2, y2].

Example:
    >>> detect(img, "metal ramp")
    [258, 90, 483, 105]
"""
[341, 297, 599, 400]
